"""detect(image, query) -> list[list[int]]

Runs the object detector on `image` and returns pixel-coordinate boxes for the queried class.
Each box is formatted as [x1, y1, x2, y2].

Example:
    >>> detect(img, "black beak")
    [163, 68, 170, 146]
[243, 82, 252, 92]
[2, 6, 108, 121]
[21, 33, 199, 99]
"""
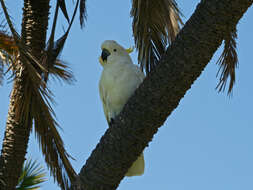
[101, 49, 111, 62]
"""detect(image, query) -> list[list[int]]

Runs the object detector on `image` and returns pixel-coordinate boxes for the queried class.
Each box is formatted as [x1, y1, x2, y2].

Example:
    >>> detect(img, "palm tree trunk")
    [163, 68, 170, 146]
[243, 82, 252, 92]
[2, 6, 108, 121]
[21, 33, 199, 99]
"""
[0, 0, 50, 189]
[0, 72, 32, 190]
[71, 0, 252, 189]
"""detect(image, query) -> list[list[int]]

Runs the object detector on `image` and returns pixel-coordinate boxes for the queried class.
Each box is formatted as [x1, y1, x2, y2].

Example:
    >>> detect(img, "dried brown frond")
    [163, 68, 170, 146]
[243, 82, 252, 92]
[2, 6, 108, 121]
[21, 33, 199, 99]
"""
[11, 52, 76, 190]
[216, 26, 238, 95]
[0, 49, 15, 85]
[44, 0, 79, 82]
[0, 31, 18, 55]
[49, 59, 75, 84]
[0, 31, 18, 65]
[79, 0, 87, 28]
[31, 88, 77, 190]
[131, 0, 183, 73]
[12, 64, 76, 190]
[58, 0, 70, 23]
[0, 30, 18, 84]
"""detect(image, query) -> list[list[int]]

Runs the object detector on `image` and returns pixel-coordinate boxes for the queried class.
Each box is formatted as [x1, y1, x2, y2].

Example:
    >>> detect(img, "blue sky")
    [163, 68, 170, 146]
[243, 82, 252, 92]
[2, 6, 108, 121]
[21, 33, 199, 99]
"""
[0, 1, 253, 190]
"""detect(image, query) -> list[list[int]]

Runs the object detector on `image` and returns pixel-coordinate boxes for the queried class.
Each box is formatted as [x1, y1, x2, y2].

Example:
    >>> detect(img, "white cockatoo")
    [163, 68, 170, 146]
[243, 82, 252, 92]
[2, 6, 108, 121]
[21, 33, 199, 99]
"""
[99, 40, 145, 177]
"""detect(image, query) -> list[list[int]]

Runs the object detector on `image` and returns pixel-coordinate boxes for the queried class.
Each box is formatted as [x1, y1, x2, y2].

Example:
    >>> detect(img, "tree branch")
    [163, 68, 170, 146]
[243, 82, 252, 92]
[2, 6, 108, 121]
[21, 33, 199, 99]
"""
[71, 0, 252, 189]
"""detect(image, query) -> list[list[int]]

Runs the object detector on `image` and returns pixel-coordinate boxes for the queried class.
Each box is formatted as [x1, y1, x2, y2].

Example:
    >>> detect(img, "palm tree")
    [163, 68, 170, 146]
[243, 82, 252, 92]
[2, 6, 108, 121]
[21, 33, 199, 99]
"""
[0, 0, 82, 189]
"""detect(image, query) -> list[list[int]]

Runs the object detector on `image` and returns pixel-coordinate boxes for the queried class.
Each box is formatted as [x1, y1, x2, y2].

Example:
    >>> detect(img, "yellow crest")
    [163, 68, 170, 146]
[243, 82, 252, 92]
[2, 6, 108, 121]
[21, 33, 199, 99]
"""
[125, 46, 134, 54]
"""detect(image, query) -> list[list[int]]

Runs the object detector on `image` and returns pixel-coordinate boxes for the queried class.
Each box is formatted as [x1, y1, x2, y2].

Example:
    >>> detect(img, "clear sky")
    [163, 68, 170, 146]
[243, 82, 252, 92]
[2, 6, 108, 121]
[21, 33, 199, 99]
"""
[0, 1, 253, 190]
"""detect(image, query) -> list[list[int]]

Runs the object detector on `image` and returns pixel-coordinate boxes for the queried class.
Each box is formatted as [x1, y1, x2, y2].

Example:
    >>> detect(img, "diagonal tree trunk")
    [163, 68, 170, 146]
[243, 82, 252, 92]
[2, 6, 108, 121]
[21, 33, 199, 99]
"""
[71, 0, 252, 189]
[0, 0, 50, 189]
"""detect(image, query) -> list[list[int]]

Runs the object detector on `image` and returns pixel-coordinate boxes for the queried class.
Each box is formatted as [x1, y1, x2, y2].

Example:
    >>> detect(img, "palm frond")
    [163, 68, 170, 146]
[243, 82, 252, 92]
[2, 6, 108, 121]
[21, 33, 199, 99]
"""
[9, 39, 76, 190]
[10, 46, 76, 190]
[0, 31, 18, 55]
[131, 0, 183, 73]
[0, 49, 14, 85]
[216, 26, 238, 95]
[0, 31, 18, 85]
[16, 159, 46, 190]
[58, 0, 70, 23]
[79, 0, 87, 28]
[31, 92, 77, 190]
[49, 59, 75, 84]
[44, 0, 79, 82]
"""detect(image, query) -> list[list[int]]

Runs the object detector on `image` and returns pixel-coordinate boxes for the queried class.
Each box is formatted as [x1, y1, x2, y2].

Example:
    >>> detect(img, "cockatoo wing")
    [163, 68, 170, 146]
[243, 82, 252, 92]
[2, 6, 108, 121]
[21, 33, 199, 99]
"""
[99, 83, 110, 124]
[99, 64, 145, 124]
[133, 64, 145, 83]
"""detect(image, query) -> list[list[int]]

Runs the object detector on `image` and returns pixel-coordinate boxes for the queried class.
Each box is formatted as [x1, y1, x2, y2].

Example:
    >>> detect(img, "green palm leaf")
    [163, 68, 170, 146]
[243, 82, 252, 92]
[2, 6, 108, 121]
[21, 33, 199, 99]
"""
[16, 159, 46, 190]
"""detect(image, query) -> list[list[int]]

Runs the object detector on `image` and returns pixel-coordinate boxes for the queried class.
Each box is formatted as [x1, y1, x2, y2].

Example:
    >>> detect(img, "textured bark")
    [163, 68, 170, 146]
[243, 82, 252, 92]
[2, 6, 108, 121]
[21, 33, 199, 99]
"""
[21, 0, 50, 70]
[0, 63, 31, 190]
[71, 0, 252, 190]
[0, 0, 50, 189]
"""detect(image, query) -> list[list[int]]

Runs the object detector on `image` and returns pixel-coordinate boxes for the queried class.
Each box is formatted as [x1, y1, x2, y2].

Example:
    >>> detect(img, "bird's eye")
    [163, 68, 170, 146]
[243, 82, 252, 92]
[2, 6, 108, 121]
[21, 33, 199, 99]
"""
[113, 49, 117, 52]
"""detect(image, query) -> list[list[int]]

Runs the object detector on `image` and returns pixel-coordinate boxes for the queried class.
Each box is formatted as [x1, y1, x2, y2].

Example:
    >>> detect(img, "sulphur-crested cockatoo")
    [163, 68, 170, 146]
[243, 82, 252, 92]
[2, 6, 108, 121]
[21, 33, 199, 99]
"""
[99, 40, 145, 177]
